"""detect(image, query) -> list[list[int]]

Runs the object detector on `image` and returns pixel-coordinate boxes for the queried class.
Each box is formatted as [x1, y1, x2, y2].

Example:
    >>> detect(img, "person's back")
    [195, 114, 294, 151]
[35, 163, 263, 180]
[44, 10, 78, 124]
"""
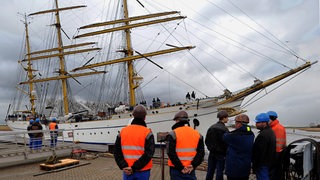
[252, 113, 276, 180]
[49, 118, 59, 147]
[27, 120, 34, 137]
[206, 122, 229, 155]
[223, 114, 254, 180]
[267, 111, 286, 180]
[114, 105, 155, 180]
[27, 119, 34, 149]
[32, 118, 43, 149]
[205, 110, 229, 180]
[268, 111, 286, 152]
[167, 110, 205, 180]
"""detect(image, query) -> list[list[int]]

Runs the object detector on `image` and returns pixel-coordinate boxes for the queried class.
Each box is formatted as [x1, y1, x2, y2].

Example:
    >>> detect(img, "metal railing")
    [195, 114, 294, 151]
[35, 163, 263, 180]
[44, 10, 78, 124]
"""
[0, 129, 77, 167]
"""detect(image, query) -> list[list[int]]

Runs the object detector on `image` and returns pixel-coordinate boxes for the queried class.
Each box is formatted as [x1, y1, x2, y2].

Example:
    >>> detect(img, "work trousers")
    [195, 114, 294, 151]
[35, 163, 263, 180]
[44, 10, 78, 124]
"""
[122, 170, 150, 180]
[255, 166, 270, 180]
[206, 153, 225, 180]
[170, 168, 196, 180]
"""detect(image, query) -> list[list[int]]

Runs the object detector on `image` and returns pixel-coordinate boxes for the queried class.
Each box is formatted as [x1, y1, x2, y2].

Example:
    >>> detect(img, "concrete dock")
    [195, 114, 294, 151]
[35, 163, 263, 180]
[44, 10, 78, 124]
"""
[0, 129, 260, 179]
[0, 153, 210, 180]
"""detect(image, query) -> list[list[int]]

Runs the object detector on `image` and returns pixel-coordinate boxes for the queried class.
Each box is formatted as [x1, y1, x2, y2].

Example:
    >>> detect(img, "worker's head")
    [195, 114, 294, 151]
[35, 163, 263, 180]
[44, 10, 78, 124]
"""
[217, 110, 229, 123]
[132, 105, 147, 120]
[255, 113, 269, 130]
[52, 117, 57, 122]
[173, 110, 189, 122]
[29, 119, 34, 124]
[35, 118, 40, 123]
[234, 114, 249, 128]
[267, 111, 278, 121]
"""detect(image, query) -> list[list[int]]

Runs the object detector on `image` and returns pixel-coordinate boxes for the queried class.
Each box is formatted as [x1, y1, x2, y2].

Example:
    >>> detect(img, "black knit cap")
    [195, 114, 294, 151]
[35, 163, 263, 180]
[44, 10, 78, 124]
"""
[132, 105, 147, 119]
[217, 110, 228, 119]
[173, 110, 189, 121]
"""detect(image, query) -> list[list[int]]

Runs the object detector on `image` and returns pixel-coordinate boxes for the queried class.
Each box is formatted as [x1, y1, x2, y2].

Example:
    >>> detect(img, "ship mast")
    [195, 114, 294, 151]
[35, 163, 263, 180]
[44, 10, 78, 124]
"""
[73, 0, 194, 107]
[123, 0, 135, 106]
[20, 0, 106, 116]
[23, 15, 36, 116]
[54, 0, 69, 115]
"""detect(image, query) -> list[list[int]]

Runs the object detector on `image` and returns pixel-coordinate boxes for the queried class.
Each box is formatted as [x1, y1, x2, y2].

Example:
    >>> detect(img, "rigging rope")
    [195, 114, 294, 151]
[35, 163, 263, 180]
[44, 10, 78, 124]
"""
[226, 0, 303, 61]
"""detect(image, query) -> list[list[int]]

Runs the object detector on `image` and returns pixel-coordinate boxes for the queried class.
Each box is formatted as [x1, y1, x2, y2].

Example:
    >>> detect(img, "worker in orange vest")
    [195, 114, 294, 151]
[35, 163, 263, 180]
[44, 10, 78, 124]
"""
[267, 111, 286, 180]
[114, 105, 155, 180]
[49, 117, 59, 147]
[167, 110, 205, 179]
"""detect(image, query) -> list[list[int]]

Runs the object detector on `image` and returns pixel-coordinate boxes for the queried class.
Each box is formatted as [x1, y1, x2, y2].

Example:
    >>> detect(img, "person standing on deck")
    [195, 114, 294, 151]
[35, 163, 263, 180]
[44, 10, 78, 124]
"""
[186, 92, 191, 101]
[31, 118, 43, 150]
[27, 119, 34, 149]
[252, 113, 276, 180]
[223, 114, 255, 180]
[49, 117, 59, 147]
[267, 111, 287, 180]
[167, 110, 205, 180]
[191, 91, 196, 100]
[205, 110, 229, 180]
[114, 105, 155, 180]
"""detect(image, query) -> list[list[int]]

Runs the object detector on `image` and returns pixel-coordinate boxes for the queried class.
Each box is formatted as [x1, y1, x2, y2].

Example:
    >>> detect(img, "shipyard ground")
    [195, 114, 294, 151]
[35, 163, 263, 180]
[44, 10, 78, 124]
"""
[0, 153, 256, 180]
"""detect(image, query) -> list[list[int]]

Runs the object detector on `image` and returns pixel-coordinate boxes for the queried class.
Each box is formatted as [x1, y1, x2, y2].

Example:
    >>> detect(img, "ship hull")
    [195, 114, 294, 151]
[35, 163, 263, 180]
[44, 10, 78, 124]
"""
[6, 98, 244, 145]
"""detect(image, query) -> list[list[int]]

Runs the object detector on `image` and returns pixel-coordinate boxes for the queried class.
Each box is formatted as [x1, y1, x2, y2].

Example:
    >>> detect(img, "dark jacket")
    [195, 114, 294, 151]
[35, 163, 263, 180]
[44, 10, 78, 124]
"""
[252, 125, 276, 172]
[205, 121, 229, 156]
[27, 124, 33, 138]
[223, 125, 255, 178]
[114, 118, 155, 172]
[166, 121, 205, 171]
[31, 122, 43, 138]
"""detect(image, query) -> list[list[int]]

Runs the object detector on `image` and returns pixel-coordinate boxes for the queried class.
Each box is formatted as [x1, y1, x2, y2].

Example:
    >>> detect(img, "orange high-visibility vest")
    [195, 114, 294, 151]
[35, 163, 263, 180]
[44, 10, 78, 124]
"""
[49, 122, 57, 130]
[120, 125, 152, 171]
[168, 126, 200, 167]
[270, 119, 286, 152]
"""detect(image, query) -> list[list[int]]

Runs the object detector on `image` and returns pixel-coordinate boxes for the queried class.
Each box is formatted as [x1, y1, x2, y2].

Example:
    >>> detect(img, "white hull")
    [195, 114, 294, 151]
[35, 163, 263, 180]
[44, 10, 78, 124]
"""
[6, 98, 244, 145]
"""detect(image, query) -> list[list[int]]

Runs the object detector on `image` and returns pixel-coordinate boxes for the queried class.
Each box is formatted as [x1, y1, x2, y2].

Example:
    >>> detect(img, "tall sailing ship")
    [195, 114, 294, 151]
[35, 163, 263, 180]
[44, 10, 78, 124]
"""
[5, 0, 317, 148]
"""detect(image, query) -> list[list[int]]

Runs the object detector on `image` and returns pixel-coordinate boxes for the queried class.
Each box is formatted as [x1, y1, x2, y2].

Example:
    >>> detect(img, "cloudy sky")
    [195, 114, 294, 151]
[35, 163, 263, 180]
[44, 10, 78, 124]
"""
[0, 0, 319, 127]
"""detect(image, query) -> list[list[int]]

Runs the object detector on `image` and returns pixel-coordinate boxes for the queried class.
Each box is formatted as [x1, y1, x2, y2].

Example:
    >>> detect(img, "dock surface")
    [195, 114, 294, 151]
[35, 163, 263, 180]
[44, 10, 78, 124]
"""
[0, 155, 210, 180]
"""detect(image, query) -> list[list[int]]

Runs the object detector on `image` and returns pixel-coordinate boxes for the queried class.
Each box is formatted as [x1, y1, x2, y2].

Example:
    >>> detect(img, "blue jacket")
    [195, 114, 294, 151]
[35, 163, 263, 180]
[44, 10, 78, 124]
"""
[223, 125, 255, 178]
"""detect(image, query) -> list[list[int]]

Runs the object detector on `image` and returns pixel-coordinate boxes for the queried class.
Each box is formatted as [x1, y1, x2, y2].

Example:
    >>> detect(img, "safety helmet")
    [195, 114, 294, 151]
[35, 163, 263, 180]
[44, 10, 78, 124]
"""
[35, 118, 40, 123]
[235, 114, 249, 123]
[255, 113, 269, 123]
[29, 119, 34, 124]
[52, 117, 57, 122]
[267, 111, 278, 118]
[217, 110, 228, 119]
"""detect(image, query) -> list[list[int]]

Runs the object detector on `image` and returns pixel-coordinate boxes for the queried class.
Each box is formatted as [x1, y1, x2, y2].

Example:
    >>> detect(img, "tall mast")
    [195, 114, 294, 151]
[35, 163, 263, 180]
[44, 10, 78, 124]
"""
[24, 15, 36, 116]
[25, 1, 105, 116]
[53, 0, 69, 115]
[123, 0, 135, 106]
[73, 0, 194, 107]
